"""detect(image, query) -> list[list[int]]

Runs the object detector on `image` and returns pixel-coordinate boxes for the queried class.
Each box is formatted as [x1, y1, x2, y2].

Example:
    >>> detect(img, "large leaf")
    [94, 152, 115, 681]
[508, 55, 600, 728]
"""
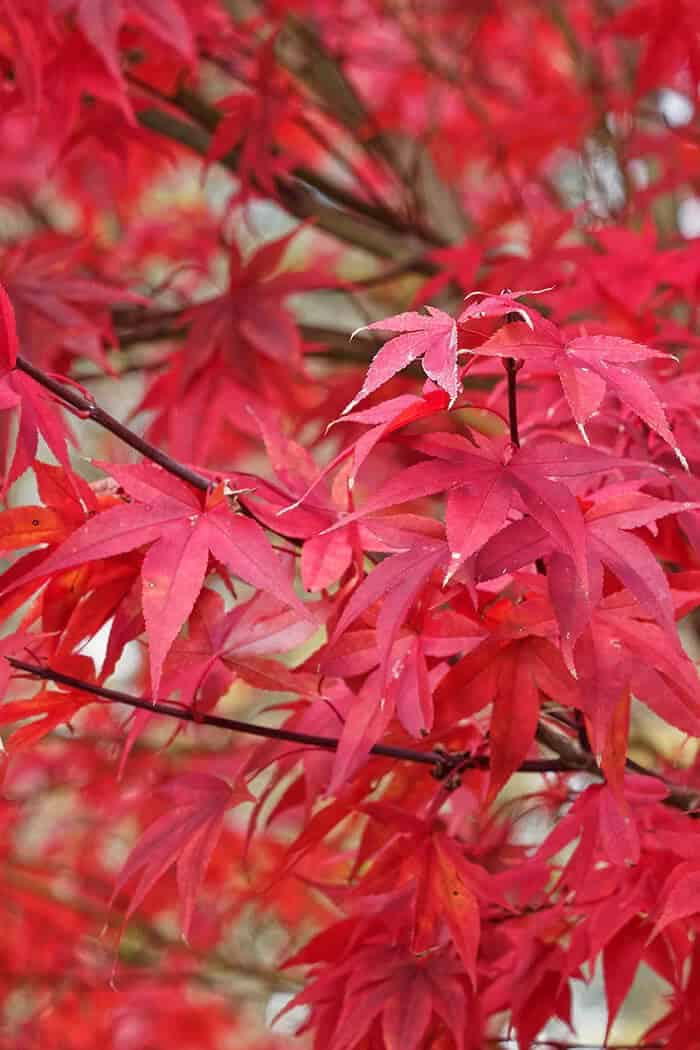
[3, 463, 310, 695]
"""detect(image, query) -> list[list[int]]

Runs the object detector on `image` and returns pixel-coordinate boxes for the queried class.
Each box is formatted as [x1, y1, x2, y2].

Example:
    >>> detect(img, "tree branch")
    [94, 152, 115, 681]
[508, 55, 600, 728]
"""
[136, 102, 437, 266]
[536, 719, 700, 812]
[109, 310, 496, 389]
[14, 355, 305, 547]
[16, 354, 211, 493]
[129, 52, 468, 267]
[7, 659, 698, 810]
[6, 657, 572, 779]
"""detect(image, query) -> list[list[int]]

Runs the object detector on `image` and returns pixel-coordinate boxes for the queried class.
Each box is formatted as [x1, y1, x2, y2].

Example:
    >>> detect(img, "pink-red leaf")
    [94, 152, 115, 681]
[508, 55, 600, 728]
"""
[112, 773, 245, 940]
[3, 463, 310, 695]
[344, 308, 459, 413]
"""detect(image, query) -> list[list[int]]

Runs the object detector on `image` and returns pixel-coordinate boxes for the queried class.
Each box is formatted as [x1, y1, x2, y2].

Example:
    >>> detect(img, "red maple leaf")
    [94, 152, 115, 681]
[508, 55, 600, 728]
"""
[640, 938, 700, 1050]
[572, 594, 700, 753]
[0, 370, 76, 493]
[343, 308, 460, 412]
[0, 282, 18, 376]
[537, 775, 668, 880]
[0, 283, 79, 491]
[284, 921, 475, 1050]
[611, 0, 700, 96]
[324, 437, 634, 591]
[476, 483, 696, 663]
[321, 542, 448, 784]
[2, 462, 310, 696]
[356, 805, 512, 986]
[206, 36, 300, 200]
[474, 315, 687, 464]
[161, 585, 319, 710]
[53, 0, 194, 84]
[140, 227, 329, 462]
[0, 461, 100, 559]
[433, 599, 571, 801]
[111, 772, 248, 940]
[1, 237, 143, 370]
[414, 241, 482, 304]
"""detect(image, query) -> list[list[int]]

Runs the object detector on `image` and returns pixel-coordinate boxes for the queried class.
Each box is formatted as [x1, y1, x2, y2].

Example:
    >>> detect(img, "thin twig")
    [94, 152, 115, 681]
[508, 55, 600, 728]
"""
[16, 354, 211, 493]
[501, 311, 546, 573]
[503, 299, 524, 448]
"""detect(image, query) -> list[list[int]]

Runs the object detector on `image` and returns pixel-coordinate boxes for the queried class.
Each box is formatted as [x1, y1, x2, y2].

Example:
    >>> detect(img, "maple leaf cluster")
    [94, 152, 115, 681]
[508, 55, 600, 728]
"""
[3, 2, 700, 1049]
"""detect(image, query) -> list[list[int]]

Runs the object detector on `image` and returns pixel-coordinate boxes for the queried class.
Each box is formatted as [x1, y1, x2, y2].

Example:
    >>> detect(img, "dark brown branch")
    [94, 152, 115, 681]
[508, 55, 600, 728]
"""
[135, 102, 435, 265]
[135, 74, 433, 245]
[113, 321, 187, 348]
[8, 659, 699, 809]
[536, 719, 700, 812]
[112, 307, 384, 359]
[16, 354, 211, 493]
[139, 57, 451, 250]
[128, 64, 455, 266]
[7, 657, 567, 777]
[108, 312, 497, 389]
[272, 18, 468, 245]
[14, 355, 307, 550]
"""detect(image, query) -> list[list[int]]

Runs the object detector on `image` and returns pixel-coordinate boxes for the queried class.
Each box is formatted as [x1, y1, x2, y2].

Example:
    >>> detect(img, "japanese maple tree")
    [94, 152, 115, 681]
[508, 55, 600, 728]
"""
[3, 2, 700, 1048]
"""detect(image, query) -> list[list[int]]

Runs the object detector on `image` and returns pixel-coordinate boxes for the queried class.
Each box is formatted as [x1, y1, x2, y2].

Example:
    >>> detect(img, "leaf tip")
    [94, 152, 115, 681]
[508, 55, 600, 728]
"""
[276, 499, 300, 517]
[340, 398, 360, 417]
[576, 421, 591, 446]
[519, 308, 535, 331]
[674, 445, 690, 472]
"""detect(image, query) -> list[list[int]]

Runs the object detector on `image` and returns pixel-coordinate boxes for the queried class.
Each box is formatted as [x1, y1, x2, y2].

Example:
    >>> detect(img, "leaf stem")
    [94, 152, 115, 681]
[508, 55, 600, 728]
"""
[502, 296, 524, 449]
[504, 357, 521, 448]
[501, 319, 547, 575]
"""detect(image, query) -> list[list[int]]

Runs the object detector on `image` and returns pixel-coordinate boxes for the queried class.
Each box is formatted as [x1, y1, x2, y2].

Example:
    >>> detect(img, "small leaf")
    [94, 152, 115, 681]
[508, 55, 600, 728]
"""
[344, 308, 459, 413]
